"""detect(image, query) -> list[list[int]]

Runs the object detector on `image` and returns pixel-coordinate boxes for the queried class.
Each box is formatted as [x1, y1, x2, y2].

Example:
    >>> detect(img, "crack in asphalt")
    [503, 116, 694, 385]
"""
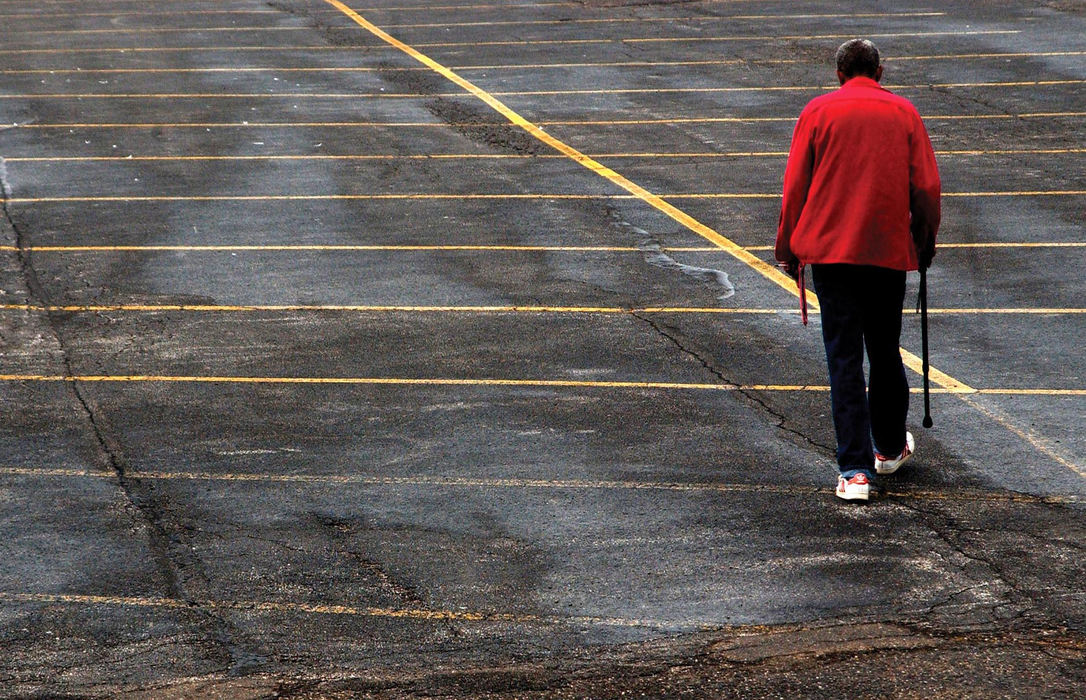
[603, 208, 834, 455]
[0, 157, 262, 677]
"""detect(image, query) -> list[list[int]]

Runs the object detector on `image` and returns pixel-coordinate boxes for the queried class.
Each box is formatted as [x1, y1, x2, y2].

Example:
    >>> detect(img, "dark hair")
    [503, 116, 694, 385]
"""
[835, 39, 880, 78]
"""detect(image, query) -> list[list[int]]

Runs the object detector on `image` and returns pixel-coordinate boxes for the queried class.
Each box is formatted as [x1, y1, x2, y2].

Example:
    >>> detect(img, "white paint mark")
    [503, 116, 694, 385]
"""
[640, 239, 736, 300]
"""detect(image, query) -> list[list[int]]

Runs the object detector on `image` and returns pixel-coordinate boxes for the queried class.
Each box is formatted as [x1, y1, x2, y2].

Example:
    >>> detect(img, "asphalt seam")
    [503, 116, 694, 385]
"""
[1, 159, 244, 664]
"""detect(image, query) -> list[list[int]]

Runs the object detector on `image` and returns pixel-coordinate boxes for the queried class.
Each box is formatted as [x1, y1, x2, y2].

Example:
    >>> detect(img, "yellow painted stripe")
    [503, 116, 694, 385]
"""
[2, 304, 1081, 315]
[3, 374, 1078, 397]
[0, 54, 1067, 76]
[4, 194, 636, 203]
[5, 50, 1081, 68]
[8, 79, 1080, 101]
[4, 244, 653, 252]
[0, 46, 369, 55]
[11, 112, 1082, 129]
[7, 242, 1082, 253]
[1, 303, 791, 314]
[3, 374, 1076, 399]
[2, 467, 1076, 505]
[0, 9, 286, 18]
[453, 51, 1086, 70]
[7, 191, 1082, 204]
[0, 26, 1009, 40]
[9, 148, 1083, 163]
[1, 26, 340, 36]
[411, 30, 1020, 48]
[0, 591, 676, 628]
[0, 374, 833, 392]
[380, 12, 945, 29]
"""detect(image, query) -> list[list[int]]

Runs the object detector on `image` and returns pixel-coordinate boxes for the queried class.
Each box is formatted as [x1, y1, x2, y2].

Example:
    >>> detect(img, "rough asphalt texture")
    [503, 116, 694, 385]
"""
[0, 0, 1083, 697]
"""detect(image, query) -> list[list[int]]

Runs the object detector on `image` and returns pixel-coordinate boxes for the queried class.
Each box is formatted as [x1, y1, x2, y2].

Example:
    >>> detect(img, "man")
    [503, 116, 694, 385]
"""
[775, 39, 940, 502]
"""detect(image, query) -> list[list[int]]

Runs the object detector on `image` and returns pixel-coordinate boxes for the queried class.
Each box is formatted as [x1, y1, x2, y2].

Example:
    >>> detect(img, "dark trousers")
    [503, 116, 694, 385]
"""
[811, 264, 909, 475]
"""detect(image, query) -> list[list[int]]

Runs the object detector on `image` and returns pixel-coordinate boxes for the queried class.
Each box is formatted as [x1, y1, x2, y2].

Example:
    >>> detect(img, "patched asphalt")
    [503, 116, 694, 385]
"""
[0, 0, 1083, 697]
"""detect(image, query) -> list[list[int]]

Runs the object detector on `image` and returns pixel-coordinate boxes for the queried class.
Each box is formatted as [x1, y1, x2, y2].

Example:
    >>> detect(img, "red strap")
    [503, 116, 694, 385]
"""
[798, 264, 808, 326]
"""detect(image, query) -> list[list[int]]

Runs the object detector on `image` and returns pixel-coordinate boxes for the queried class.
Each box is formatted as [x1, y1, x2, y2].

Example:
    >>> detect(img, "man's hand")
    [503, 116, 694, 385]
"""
[778, 258, 800, 281]
[918, 238, 936, 271]
[912, 222, 937, 271]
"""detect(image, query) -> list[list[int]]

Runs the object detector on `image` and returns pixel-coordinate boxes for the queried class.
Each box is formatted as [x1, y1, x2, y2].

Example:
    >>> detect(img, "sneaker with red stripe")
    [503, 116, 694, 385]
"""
[835, 472, 871, 501]
[875, 431, 915, 475]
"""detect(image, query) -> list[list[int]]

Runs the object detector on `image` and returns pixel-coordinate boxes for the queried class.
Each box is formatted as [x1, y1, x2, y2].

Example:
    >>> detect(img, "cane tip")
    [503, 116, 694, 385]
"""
[923, 416, 933, 429]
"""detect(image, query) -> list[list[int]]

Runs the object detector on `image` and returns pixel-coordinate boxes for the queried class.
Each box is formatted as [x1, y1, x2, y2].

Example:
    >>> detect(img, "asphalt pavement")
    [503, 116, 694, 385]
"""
[0, 0, 1083, 697]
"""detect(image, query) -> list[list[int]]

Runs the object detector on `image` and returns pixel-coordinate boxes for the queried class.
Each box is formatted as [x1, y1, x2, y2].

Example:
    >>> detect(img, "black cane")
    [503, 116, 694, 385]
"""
[919, 268, 933, 428]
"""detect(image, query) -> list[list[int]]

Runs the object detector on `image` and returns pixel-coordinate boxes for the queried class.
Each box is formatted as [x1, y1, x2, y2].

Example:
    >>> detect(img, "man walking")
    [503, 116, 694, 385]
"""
[775, 39, 940, 501]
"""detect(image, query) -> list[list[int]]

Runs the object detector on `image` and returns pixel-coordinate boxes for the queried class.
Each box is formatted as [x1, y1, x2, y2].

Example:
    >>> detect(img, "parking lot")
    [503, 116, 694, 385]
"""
[0, 0, 1083, 696]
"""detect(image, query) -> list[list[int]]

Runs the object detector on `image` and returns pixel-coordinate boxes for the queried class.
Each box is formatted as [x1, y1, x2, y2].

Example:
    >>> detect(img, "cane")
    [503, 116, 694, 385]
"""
[919, 268, 933, 428]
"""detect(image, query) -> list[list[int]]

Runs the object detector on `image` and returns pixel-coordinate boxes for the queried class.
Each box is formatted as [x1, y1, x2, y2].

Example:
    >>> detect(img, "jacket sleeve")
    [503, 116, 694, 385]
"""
[776, 111, 814, 264]
[908, 112, 941, 267]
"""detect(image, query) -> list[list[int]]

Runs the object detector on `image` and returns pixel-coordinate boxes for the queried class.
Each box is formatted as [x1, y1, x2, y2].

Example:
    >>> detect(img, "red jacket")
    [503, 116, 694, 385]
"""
[776, 76, 940, 271]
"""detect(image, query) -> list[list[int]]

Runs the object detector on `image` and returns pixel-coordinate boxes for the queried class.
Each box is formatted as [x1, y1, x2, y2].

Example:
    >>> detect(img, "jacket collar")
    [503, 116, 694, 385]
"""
[840, 76, 884, 91]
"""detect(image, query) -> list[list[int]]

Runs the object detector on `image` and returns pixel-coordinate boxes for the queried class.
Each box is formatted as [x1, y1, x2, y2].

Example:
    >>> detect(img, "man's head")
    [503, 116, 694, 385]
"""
[835, 39, 883, 84]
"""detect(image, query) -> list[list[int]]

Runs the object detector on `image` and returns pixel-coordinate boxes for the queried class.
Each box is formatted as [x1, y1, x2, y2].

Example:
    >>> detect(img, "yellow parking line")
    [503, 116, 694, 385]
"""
[0, 9, 287, 18]
[2, 304, 1081, 315]
[411, 30, 1019, 48]
[4, 194, 634, 203]
[8, 191, 1082, 204]
[1, 467, 1076, 504]
[4, 50, 1081, 65]
[2, 374, 1079, 397]
[8, 52, 1083, 75]
[0, 46, 365, 55]
[1, 26, 336, 36]
[380, 12, 945, 29]
[0, 591, 665, 628]
[11, 112, 1081, 128]
[0, 303, 784, 314]
[0, 374, 829, 392]
[9, 148, 1081, 162]
[8, 79, 1080, 101]
[457, 51, 1086, 70]
[6, 242, 1081, 253]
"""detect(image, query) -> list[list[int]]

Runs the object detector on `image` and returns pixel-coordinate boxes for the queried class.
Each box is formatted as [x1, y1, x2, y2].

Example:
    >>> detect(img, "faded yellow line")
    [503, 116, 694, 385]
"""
[8, 147, 1082, 163]
[3, 244, 650, 252]
[9, 79, 1080, 101]
[381, 12, 944, 28]
[0, 46, 368, 55]
[411, 29, 1019, 48]
[1, 26, 339, 36]
[490, 80, 1086, 97]
[6, 50, 1081, 68]
[4, 194, 635, 203]
[0, 373, 832, 393]
[1, 243, 1082, 253]
[0, 29, 1019, 53]
[0, 591, 677, 629]
[2, 466, 1077, 504]
[8, 191, 1082, 204]
[543, 112, 1086, 125]
[1, 304, 1082, 316]
[11, 112, 1082, 129]
[0, 9, 286, 18]
[1, 374, 1079, 397]
[0, 303, 786, 314]
[458, 51, 1086, 70]
[937, 242, 1086, 248]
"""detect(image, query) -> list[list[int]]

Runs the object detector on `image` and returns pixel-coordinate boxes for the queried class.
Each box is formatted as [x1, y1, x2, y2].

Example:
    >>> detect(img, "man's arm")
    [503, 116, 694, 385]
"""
[909, 113, 941, 270]
[776, 112, 814, 278]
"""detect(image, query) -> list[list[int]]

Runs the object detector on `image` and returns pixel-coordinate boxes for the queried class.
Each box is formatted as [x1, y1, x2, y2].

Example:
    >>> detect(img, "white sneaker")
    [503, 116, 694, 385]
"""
[836, 472, 871, 501]
[875, 431, 915, 475]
